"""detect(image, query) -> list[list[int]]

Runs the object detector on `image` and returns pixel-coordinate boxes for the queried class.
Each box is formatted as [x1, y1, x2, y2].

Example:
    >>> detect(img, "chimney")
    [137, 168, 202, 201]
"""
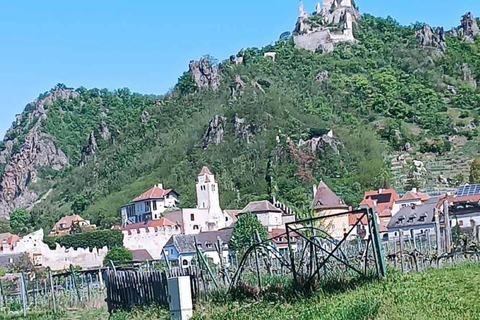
[412, 188, 417, 193]
[157, 183, 163, 189]
[378, 189, 383, 194]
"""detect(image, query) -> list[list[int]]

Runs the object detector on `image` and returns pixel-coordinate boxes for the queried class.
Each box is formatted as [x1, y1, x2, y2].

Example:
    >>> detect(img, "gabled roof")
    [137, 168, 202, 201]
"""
[131, 249, 154, 262]
[399, 191, 431, 202]
[132, 186, 174, 202]
[54, 215, 86, 230]
[199, 166, 213, 175]
[349, 212, 368, 226]
[224, 210, 240, 222]
[239, 200, 283, 214]
[121, 218, 176, 232]
[313, 181, 349, 210]
[362, 189, 399, 217]
[387, 199, 438, 230]
[164, 228, 233, 254]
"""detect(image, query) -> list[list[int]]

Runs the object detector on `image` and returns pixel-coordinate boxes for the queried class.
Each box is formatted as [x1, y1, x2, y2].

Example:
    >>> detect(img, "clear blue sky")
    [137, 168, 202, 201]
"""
[1, 0, 479, 137]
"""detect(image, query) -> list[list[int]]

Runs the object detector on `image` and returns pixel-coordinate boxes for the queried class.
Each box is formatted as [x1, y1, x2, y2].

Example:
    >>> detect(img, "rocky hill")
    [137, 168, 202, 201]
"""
[2, 2, 480, 232]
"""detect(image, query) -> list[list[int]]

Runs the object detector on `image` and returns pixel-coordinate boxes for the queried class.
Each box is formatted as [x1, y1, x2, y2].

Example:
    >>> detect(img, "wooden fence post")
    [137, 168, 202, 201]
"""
[443, 200, 451, 254]
[49, 271, 57, 314]
[399, 229, 405, 273]
[435, 209, 442, 264]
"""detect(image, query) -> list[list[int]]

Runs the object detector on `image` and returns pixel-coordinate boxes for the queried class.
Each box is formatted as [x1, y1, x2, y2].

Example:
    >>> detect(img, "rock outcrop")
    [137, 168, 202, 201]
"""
[462, 63, 477, 88]
[189, 58, 220, 90]
[79, 131, 98, 166]
[294, 0, 359, 53]
[415, 24, 446, 53]
[98, 121, 111, 141]
[202, 115, 227, 149]
[0, 89, 75, 217]
[298, 130, 343, 154]
[459, 12, 480, 42]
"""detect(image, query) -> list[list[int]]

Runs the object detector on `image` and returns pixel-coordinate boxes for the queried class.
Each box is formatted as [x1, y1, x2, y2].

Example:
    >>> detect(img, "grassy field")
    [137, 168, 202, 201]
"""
[3, 263, 480, 320]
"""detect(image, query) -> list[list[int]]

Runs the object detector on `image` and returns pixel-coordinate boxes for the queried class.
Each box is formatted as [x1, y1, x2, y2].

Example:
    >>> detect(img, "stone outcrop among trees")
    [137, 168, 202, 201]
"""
[415, 24, 446, 53]
[293, 0, 359, 53]
[188, 57, 220, 90]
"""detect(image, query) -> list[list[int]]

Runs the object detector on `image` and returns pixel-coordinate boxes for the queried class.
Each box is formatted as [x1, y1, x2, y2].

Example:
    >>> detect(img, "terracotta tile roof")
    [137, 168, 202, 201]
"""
[132, 186, 173, 202]
[240, 200, 283, 214]
[199, 166, 213, 175]
[349, 212, 368, 226]
[313, 181, 349, 210]
[131, 249, 154, 262]
[121, 218, 176, 232]
[268, 228, 299, 244]
[54, 215, 85, 230]
[436, 194, 480, 209]
[400, 191, 431, 202]
[361, 189, 399, 216]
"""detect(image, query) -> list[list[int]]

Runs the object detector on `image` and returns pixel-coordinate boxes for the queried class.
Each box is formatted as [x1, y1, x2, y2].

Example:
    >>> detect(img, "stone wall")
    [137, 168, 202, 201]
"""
[3, 229, 107, 271]
[122, 226, 181, 260]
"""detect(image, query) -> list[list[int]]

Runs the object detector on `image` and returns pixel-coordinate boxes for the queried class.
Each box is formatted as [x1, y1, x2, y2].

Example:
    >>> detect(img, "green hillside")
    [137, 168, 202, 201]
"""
[3, 14, 480, 232]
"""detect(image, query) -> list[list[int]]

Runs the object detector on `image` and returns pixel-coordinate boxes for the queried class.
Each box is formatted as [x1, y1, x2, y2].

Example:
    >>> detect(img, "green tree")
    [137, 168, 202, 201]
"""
[9, 209, 30, 235]
[71, 195, 90, 215]
[103, 247, 133, 266]
[230, 213, 268, 252]
[469, 158, 480, 183]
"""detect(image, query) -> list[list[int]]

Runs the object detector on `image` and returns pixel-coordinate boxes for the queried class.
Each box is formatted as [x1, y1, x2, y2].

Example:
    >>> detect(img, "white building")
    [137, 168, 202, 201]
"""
[121, 184, 179, 225]
[239, 200, 285, 232]
[164, 167, 230, 235]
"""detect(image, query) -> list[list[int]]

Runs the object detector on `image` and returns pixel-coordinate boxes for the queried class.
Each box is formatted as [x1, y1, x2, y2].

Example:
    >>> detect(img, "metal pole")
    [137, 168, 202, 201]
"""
[370, 208, 387, 277]
[435, 209, 442, 261]
[399, 229, 405, 273]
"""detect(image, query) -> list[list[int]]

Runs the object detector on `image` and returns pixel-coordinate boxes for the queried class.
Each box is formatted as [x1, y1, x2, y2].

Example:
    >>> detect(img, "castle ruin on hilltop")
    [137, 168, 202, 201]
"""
[294, 0, 360, 53]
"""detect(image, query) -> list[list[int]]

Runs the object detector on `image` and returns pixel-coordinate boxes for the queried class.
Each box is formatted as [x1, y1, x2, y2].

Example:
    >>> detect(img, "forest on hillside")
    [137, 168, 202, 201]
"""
[2, 14, 480, 233]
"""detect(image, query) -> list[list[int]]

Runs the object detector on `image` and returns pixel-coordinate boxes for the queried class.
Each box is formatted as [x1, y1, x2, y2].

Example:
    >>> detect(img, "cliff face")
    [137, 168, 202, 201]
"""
[0, 89, 75, 217]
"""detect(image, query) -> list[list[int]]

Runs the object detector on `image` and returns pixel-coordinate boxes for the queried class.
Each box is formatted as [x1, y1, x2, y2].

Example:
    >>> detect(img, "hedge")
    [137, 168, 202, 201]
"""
[44, 229, 123, 250]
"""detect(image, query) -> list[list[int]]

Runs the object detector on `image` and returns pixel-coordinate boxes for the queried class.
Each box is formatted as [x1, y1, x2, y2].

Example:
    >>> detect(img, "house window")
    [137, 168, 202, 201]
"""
[145, 201, 150, 212]
[171, 249, 174, 255]
[203, 202, 206, 208]
[183, 259, 188, 266]
[459, 220, 464, 227]
[191, 214, 195, 221]
[212, 185, 216, 192]
[153, 201, 157, 211]
[193, 225, 199, 230]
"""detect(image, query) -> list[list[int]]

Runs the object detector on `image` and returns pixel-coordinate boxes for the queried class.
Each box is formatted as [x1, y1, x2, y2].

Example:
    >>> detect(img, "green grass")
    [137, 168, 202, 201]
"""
[4, 264, 479, 320]
[193, 263, 480, 320]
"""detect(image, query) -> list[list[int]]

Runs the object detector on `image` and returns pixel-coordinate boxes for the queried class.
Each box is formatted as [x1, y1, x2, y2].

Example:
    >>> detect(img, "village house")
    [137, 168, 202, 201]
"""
[268, 228, 299, 256]
[50, 215, 95, 236]
[312, 181, 351, 240]
[121, 184, 179, 225]
[162, 228, 233, 267]
[239, 200, 284, 231]
[387, 197, 439, 240]
[163, 166, 230, 235]
[358, 188, 400, 237]
[0, 233, 19, 252]
[438, 185, 480, 234]
[394, 189, 431, 210]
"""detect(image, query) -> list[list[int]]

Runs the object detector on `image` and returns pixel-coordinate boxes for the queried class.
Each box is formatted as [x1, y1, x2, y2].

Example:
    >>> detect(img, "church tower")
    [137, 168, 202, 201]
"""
[196, 166, 225, 230]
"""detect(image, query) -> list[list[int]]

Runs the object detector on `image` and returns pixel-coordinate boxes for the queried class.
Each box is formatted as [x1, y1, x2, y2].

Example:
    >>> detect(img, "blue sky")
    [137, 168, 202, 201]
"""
[1, 0, 479, 137]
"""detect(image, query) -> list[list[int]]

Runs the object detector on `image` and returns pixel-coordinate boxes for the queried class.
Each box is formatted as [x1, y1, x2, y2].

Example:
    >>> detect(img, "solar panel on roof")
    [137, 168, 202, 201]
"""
[456, 184, 480, 197]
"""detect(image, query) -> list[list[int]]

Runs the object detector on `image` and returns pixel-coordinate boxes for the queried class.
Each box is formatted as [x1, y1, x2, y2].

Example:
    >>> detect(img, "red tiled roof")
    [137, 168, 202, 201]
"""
[54, 215, 85, 230]
[268, 228, 299, 244]
[224, 210, 240, 222]
[199, 166, 213, 175]
[362, 189, 399, 215]
[121, 218, 176, 232]
[132, 186, 173, 202]
[349, 212, 368, 226]
[400, 191, 431, 202]
[436, 194, 480, 209]
[313, 181, 349, 210]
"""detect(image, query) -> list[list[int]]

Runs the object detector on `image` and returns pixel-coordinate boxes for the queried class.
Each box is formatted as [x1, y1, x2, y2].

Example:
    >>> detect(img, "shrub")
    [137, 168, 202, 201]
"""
[44, 229, 123, 250]
[103, 246, 133, 266]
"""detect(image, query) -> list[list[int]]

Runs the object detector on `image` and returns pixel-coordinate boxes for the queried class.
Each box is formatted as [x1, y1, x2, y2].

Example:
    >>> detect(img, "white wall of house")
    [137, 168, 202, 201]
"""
[182, 208, 210, 235]
[450, 212, 480, 229]
[256, 212, 283, 231]
[387, 225, 435, 240]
